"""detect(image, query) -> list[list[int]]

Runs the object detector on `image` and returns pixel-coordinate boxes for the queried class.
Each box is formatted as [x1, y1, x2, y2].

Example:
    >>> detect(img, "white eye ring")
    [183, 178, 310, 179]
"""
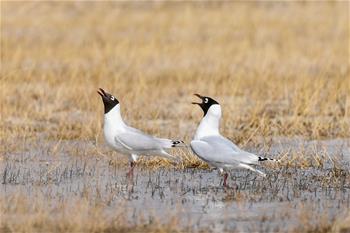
[204, 98, 208, 103]
[111, 96, 115, 101]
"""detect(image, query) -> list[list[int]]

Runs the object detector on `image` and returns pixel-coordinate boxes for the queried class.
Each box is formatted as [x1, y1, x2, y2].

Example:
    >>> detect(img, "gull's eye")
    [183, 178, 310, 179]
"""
[111, 96, 115, 101]
[204, 98, 208, 103]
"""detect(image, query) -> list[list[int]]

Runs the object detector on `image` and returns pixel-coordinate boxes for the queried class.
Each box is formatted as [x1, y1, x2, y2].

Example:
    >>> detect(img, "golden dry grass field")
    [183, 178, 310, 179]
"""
[1, 1, 350, 233]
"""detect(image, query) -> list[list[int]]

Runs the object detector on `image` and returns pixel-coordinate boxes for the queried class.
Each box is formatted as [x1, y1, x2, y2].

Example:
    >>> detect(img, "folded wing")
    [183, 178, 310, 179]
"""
[191, 135, 259, 165]
[115, 130, 163, 152]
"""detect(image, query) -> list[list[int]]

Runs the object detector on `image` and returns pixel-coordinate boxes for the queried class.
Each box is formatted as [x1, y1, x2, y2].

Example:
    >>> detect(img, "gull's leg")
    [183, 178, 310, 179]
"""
[127, 161, 136, 177]
[223, 173, 229, 187]
[127, 154, 138, 177]
[219, 168, 229, 187]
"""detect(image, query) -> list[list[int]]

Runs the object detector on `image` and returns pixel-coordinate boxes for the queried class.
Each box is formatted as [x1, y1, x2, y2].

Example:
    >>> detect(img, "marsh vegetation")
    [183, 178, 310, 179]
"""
[1, 2, 349, 232]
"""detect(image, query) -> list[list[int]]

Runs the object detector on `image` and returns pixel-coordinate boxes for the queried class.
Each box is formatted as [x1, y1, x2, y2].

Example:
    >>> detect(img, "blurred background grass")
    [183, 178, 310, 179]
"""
[1, 2, 349, 151]
[1, 2, 350, 232]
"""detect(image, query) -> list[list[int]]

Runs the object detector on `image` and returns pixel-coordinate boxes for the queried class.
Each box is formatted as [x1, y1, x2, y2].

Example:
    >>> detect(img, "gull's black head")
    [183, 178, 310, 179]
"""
[97, 88, 119, 114]
[192, 94, 219, 116]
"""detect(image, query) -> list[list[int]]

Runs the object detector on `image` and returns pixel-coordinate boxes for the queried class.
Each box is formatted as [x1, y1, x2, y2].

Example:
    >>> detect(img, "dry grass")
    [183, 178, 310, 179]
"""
[1, 1, 350, 232]
[0, 193, 185, 233]
[1, 2, 349, 146]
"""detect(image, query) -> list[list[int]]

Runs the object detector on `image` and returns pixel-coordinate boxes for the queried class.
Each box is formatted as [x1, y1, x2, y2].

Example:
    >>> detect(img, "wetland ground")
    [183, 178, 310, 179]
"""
[1, 137, 350, 232]
[1, 1, 350, 233]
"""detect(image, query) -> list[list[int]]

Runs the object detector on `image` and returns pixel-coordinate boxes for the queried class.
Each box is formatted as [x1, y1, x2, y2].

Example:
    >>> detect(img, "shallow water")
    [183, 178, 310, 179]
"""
[1, 138, 350, 232]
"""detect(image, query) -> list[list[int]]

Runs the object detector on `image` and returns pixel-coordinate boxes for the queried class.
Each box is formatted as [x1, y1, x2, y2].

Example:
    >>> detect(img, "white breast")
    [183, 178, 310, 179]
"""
[194, 104, 222, 140]
[103, 105, 127, 151]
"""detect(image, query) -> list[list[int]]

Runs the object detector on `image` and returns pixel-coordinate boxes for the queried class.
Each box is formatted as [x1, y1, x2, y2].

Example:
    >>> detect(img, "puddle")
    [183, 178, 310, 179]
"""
[1, 138, 350, 232]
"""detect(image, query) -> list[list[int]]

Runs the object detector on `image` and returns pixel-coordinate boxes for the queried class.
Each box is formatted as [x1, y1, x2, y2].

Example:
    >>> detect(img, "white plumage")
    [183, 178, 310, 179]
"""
[190, 94, 277, 186]
[103, 105, 181, 161]
[98, 88, 184, 174]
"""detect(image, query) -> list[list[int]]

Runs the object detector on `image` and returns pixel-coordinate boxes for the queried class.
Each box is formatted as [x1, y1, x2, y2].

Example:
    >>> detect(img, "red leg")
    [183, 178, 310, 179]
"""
[223, 173, 228, 187]
[127, 161, 136, 178]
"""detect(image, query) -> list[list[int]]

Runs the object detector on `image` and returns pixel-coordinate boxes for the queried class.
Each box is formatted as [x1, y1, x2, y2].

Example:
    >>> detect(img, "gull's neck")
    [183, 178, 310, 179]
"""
[194, 105, 221, 140]
[104, 104, 126, 131]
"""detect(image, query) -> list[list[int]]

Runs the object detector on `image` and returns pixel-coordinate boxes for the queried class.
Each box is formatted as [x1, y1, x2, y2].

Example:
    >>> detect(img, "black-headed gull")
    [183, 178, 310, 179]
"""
[98, 88, 184, 176]
[190, 94, 278, 187]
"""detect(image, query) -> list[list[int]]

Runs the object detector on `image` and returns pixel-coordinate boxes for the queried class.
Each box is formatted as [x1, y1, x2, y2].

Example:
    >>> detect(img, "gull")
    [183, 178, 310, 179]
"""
[98, 88, 184, 175]
[190, 94, 278, 187]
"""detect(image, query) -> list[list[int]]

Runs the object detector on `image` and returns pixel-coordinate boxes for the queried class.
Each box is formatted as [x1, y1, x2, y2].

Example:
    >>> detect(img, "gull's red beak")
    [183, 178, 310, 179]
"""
[192, 93, 203, 105]
[97, 88, 106, 97]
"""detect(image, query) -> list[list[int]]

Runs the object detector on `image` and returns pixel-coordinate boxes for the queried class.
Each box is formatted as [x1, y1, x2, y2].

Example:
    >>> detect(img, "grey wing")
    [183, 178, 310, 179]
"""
[190, 140, 216, 163]
[115, 129, 162, 152]
[190, 139, 240, 166]
[200, 136, 259, 165]
[123, 126, 181, 149]
[214, 135, 241, 152]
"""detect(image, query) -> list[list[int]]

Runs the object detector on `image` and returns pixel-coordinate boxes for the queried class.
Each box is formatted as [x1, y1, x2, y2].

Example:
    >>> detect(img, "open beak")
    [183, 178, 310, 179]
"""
[97, 88, 106, 97]
[192, 93, 203, 105]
